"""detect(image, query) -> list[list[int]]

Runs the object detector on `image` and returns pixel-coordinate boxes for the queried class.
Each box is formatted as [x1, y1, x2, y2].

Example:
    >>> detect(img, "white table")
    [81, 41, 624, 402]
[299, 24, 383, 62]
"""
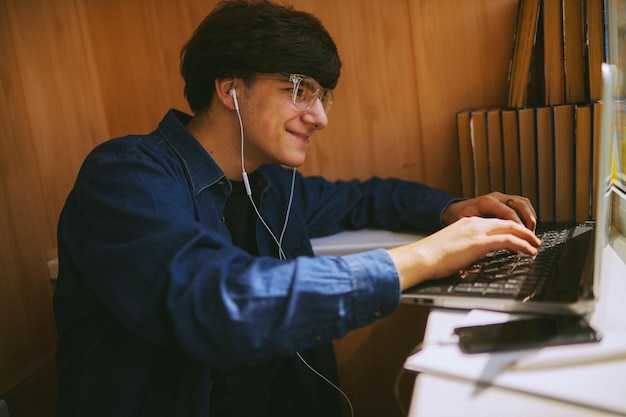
[405, 238, 626, 417]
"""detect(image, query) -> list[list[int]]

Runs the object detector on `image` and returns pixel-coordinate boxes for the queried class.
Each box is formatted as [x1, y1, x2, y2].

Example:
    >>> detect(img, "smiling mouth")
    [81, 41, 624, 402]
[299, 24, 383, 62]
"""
[289, 130, 311, 143]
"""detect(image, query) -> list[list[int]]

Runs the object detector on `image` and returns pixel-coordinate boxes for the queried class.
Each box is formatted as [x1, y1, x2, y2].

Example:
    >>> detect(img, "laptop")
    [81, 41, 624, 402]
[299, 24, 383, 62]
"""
[402, 63, 617, 316]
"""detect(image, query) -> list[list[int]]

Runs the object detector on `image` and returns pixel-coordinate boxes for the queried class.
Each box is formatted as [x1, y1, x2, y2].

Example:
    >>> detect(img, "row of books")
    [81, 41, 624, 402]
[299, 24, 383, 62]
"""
[457, 102, 604, 223]
[507, 0, 606, 108]
[456, 0, 608, 222]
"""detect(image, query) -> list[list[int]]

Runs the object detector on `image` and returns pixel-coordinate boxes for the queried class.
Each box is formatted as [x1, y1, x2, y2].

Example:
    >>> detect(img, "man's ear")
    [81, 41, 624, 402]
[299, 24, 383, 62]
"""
[215, 78, 237, 110]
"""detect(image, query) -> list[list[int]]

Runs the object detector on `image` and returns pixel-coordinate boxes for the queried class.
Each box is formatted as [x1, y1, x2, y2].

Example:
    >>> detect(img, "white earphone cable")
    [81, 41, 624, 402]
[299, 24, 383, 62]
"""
[296, 351, 355, 417]
[233, 88, 290, 259]
[232, 88, 353, 415]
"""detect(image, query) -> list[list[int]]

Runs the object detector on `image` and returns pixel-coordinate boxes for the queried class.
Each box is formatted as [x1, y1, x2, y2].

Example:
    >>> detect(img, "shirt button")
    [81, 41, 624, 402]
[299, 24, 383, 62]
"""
[373, 305, 382, 317]
[315, 335, 323, 342]
[221, 216, 226, 223]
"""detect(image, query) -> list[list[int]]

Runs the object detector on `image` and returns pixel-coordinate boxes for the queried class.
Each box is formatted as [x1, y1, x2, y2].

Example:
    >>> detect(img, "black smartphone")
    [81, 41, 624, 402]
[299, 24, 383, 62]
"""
[453, 315, 602, 354]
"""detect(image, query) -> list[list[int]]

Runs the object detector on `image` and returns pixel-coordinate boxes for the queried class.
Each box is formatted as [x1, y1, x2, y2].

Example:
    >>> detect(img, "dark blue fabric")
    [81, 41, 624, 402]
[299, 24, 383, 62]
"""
[54, 109, 458, 417]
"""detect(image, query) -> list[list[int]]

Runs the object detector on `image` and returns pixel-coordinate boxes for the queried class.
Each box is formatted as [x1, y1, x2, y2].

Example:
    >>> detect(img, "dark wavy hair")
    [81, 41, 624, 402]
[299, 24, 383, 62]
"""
[180, 0, 342, 113]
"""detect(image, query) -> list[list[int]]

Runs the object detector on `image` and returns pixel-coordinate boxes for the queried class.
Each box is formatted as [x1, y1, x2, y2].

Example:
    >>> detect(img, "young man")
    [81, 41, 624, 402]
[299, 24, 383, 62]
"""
[53, 1, 540, 416]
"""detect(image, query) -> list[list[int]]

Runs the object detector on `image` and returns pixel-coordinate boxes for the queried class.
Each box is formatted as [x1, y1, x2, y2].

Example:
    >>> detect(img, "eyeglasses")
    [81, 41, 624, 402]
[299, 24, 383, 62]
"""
[287, 74, 334, 114]
[251, 73, 334, 114]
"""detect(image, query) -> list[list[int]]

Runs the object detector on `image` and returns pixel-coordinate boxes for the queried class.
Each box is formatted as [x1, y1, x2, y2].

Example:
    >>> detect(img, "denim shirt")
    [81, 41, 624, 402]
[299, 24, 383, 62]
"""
[53, 109, 458, 417]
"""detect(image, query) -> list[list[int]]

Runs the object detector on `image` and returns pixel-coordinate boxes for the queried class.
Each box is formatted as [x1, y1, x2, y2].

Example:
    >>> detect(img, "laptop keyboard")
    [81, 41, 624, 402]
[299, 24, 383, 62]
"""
[451, 226, 571, 300]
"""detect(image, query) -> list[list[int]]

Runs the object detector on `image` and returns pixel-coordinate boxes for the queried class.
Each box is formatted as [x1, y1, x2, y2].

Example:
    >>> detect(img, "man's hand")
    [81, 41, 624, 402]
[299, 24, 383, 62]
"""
[441, 192, 537, 231]
[388, 216, 542, 290]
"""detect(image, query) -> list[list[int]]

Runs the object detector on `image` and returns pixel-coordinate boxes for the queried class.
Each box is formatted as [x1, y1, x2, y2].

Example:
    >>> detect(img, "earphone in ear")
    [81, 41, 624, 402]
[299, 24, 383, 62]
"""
[230, 88, 239, 110]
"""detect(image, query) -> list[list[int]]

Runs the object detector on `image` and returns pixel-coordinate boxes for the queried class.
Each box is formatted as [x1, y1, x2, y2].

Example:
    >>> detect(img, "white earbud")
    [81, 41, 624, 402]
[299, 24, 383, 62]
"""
[230, 88, 239, 110]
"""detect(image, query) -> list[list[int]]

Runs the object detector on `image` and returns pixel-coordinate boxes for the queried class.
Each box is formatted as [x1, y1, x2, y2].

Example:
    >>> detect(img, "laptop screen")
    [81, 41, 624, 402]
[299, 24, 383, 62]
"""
[593, 63, 617, 294]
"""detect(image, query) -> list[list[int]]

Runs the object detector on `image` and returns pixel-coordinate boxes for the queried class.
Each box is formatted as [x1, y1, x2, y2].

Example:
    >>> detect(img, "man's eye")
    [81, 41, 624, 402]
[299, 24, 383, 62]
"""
[294, 86, 307, 99]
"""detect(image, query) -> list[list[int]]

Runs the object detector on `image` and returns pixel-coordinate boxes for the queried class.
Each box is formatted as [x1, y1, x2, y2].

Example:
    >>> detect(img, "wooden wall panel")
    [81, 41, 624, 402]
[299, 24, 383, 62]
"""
[13, 0, 112, 233]
[79, 0, 210, 139]
[1, 0, 68, 397]
[297, 0, 518, 195]
[297, 0, 427, 183]
[408, 0, 518, 191]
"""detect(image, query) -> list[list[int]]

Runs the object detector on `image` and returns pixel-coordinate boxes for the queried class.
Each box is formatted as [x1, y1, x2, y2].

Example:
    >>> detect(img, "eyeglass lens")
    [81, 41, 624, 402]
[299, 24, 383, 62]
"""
[290, 75, 333, 113]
